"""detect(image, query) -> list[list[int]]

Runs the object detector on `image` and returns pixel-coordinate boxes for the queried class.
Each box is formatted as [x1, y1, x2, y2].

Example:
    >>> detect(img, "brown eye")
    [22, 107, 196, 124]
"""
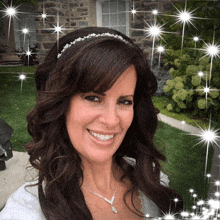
[85, 96, 100, 102]
[119, 100, 133, 105]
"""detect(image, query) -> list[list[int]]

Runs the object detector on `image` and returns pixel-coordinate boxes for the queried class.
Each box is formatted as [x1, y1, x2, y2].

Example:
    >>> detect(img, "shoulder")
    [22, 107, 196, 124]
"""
[138, 189, 160, 218]
[0, 181, 46, 220]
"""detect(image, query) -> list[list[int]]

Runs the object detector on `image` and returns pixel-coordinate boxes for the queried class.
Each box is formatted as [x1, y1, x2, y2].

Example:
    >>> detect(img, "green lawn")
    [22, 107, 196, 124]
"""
[0, 66, 213, 212]
[0, 66, 37, 151]
[155, 121, 213, 211]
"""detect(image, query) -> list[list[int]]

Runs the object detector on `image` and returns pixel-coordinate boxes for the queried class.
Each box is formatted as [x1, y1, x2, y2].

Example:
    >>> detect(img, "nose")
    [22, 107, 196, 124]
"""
[99, 104, 119, 127]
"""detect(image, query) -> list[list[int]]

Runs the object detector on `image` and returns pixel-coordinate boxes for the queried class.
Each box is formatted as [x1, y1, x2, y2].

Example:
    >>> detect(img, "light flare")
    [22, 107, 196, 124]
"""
[198, 71, 204, 77]
[193, 36, 199, 48]
[191, 117, 220, 174]
[42, 13, 47, 18]
[156, 45, 166, 66]
[166, 0, 205, 50]
[0, 3, 20, 38]
[163, 214, 175, 219]
[22, 28, 29, 34]
[152, 9, 158, 15]
[143, 21, 166, 66]
[194, 36, 199, 42]
[181, 211, 189, 217]
[12, 72, 30, 92]
[25, 48, 32, 66]
[131, 9, 136, 14]
[198, 35, 220, 80]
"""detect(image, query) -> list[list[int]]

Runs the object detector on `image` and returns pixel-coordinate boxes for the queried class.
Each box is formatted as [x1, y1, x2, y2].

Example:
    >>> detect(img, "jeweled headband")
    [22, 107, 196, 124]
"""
[57, 33, 129, 58]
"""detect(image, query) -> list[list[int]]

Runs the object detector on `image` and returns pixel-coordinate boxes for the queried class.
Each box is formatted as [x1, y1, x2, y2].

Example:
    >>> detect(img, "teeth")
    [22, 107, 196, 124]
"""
[89, 130, 114, 141]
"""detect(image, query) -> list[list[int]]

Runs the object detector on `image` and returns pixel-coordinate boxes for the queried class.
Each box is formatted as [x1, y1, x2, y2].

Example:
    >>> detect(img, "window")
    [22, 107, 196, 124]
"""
[96, 0, 129, 36]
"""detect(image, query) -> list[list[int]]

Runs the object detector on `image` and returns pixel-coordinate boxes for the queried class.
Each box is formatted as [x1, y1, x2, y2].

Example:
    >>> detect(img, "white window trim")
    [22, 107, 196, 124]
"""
[96, 0, 130, 36]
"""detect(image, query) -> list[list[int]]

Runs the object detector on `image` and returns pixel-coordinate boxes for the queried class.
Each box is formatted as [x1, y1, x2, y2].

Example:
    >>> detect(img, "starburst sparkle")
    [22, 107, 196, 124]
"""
[143, 21, 166, 66]
[0, 4, 19, 37]
[192, 119, 220, 174]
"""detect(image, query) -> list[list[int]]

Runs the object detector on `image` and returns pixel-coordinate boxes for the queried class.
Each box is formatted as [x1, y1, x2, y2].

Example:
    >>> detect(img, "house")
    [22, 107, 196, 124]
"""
[34, 0, 179, 63]
[1, 0, 180, 62]
[0, 0, 181, 94]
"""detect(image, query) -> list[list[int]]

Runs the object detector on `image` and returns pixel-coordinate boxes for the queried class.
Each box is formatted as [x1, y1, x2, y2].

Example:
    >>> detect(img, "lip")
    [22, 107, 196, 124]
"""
[87, 129, 116, 145]
[87, 129, 117, 136]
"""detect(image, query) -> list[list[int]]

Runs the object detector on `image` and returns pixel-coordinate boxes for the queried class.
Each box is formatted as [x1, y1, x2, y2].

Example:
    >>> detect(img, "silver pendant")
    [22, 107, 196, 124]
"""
[112, 206, 117, 213]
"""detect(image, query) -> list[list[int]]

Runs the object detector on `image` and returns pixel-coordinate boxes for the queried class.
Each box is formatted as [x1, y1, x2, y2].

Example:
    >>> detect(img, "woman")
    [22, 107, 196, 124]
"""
[0, 27, 183, 219]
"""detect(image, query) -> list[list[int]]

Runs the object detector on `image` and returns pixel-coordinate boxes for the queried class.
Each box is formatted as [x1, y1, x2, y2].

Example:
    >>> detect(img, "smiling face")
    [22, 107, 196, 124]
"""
[66, 65, 137, 164]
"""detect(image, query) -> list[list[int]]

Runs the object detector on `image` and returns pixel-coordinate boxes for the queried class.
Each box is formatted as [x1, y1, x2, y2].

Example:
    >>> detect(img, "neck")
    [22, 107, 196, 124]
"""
[80, 157, 122, 194]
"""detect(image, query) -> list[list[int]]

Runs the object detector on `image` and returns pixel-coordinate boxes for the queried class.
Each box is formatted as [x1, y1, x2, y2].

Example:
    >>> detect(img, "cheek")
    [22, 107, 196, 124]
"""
[120, 109, 134, 130]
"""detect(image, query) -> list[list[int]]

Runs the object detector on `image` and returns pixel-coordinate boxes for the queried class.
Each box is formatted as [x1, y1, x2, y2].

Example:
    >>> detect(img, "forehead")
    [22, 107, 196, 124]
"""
[104, 65, 137, 95]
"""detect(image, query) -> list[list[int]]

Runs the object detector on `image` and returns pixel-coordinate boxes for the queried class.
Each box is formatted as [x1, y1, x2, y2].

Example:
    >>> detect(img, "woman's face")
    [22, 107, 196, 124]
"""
[66, 65, 137, 164]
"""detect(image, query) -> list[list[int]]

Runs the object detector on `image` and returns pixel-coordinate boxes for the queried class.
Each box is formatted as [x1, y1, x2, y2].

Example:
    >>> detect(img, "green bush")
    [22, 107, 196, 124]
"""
[163, 50, 220, 120]
[156, 0, 220, 121]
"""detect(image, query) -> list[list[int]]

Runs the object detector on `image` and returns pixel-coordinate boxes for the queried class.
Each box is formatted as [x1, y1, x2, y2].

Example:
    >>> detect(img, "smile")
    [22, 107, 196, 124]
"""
[87, 130, 114, 141]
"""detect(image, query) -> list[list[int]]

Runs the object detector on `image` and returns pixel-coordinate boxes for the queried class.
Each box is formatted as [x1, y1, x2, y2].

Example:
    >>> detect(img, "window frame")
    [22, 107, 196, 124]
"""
[96, 0, 130, 37]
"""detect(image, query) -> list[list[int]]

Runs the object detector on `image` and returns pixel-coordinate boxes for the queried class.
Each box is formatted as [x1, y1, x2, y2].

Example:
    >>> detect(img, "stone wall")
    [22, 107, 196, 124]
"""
[129, 0, 181, 55]
[35, 0, 96, 63]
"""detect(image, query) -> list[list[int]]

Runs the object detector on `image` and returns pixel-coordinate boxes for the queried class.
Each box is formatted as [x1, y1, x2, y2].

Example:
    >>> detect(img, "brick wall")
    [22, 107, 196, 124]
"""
[35, 0, 183, 62]
[35, 0, 96, 62]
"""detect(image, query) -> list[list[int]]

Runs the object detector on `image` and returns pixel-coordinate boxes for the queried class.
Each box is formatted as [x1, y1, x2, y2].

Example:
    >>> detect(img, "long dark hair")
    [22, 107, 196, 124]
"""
[26, 27, 183, 219]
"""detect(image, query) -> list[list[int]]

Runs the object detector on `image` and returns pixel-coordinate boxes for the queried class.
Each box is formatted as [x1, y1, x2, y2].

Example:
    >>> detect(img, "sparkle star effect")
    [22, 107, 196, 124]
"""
[43, 13, 70, 49]
[41, 2, 47, 25]
[198, 71, 204, 77]
[152, 9, 158, 15]
[12, 72, 30, 92]
[193, 36, 199, 48]
[198, 38, 220, 80]
[0, 3, 20, 38]
[163, 214, 176, 219]
[18, 73, 27, 92]
[20, 27, 30, 42]
[129, 1, 138, 22]
[128, 1, 146, 22]
[167, 0, 205, 50]
[181, 211, 189, 217]
[191, 117, 220, 174]
[143, 21, 167, 66]
[196, 77, 220, 107]
[156, 45, 165, 66]
[25, 48, 32, 66]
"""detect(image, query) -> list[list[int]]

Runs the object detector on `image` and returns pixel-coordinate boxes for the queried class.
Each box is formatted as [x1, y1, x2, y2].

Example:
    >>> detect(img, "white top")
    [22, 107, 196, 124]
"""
[0, 157, 169, 220]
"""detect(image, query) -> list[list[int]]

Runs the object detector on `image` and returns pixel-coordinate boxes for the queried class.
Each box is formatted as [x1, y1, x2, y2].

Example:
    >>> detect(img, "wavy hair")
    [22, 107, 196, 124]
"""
[26, 27, 183, 219]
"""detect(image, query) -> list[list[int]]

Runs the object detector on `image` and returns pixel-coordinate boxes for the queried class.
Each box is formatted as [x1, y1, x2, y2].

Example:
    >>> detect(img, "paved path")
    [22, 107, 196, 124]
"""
[0, 113, 219, 209]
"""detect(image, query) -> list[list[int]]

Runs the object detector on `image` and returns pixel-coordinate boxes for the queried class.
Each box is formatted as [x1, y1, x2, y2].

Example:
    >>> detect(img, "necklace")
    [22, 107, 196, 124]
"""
[82, 186, 119, 213]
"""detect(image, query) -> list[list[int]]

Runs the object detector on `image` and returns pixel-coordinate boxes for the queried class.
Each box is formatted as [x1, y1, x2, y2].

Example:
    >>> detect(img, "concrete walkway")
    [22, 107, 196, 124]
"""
[0, 113, 219, 209]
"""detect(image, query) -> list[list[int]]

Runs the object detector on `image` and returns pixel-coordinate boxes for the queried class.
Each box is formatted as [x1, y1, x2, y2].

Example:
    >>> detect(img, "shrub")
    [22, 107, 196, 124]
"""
[163, 50, 220, 120]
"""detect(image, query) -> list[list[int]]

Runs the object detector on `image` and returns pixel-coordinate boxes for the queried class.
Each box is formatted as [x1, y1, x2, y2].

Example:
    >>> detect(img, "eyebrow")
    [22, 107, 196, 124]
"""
[93, 92, 134, 99]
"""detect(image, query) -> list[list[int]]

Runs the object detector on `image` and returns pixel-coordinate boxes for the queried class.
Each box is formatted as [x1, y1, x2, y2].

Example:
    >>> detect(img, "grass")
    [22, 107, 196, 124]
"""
[0, 66, 213, 212]
[0, 66, 37, 151]
[155, 121, 213, 211]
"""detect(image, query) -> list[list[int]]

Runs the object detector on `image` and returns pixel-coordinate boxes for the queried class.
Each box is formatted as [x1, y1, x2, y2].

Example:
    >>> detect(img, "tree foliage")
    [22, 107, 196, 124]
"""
[157, 0, 220, 121]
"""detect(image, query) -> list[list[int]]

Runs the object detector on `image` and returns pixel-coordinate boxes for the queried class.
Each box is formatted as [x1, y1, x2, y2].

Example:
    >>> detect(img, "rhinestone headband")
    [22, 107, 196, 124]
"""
[57, 33, 129, 58]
